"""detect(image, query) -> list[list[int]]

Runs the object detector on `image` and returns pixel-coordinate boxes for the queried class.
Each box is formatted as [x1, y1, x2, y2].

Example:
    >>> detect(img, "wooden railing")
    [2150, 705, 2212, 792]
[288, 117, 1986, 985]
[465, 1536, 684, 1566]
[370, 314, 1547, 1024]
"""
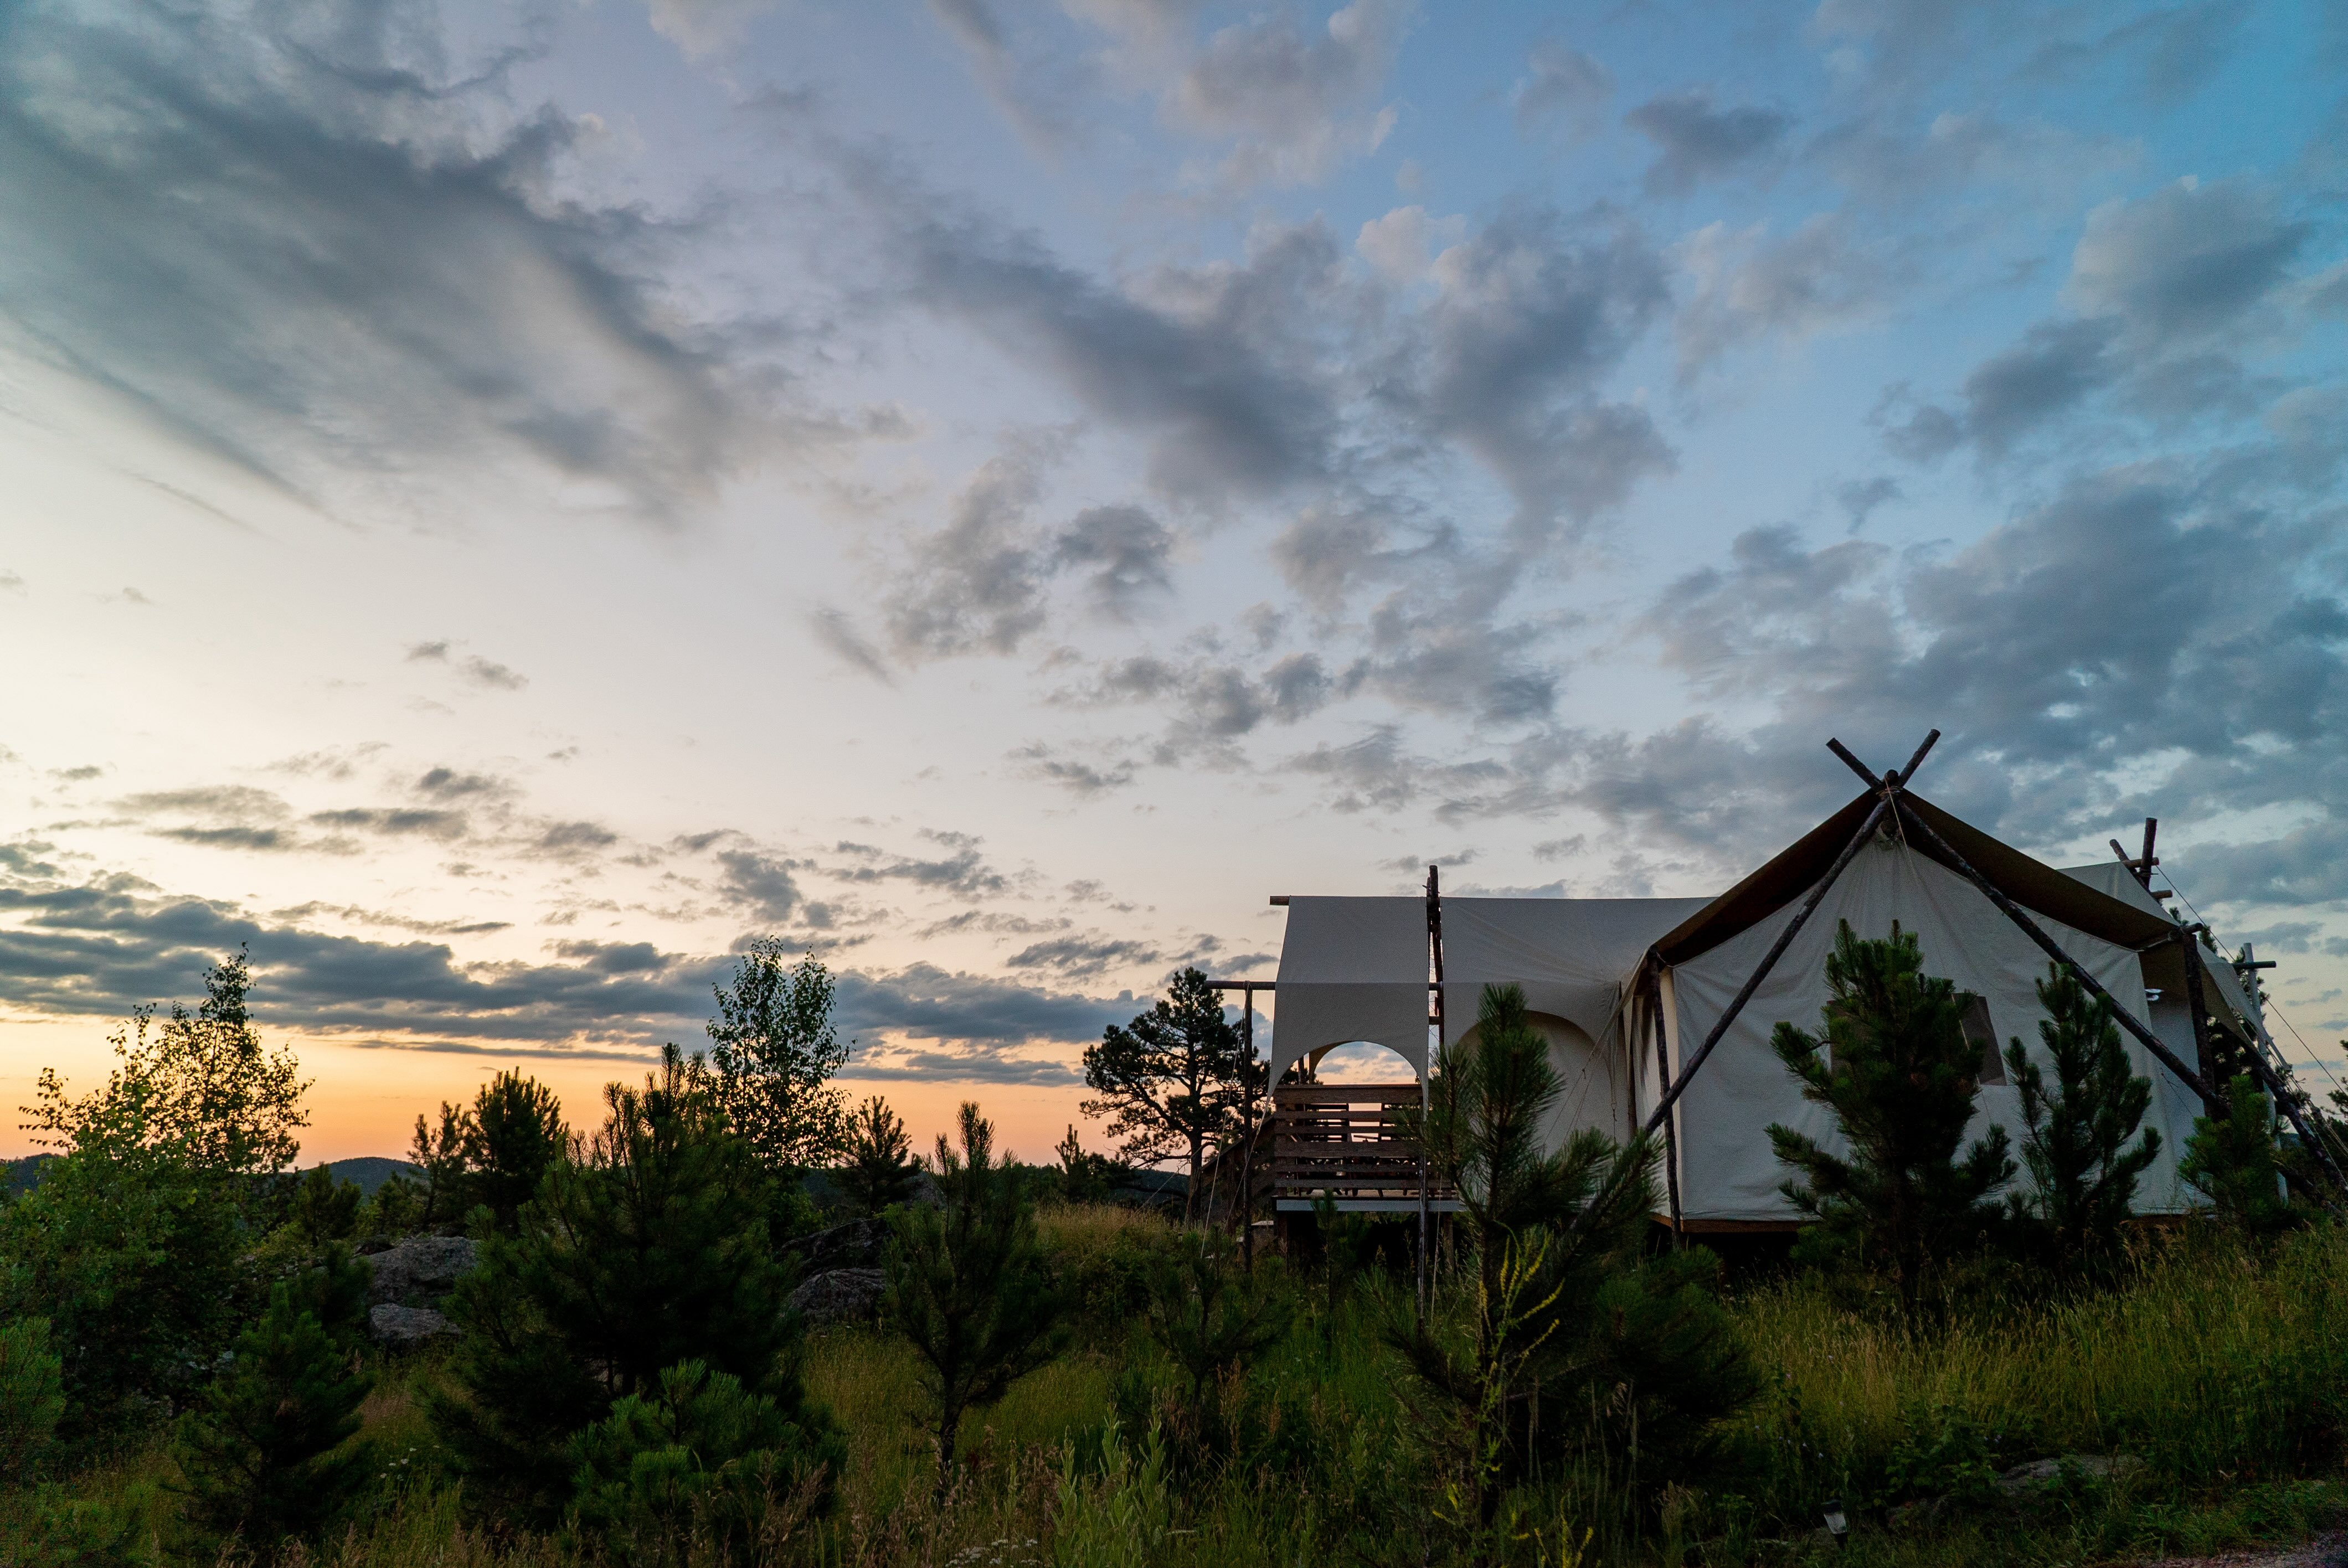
[1197, 1084, 1458, 1218]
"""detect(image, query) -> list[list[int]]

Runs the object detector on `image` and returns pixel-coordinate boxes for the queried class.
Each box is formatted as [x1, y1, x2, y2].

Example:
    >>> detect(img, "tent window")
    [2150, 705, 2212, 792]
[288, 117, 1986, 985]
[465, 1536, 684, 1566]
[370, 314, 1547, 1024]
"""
[1960, 993, 2005, 1085]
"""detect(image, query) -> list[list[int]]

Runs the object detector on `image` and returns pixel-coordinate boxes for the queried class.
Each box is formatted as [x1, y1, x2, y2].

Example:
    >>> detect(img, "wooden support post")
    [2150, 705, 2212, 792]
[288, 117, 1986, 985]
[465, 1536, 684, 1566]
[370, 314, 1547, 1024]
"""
[1641, 795, 1892, 1138]
[1239, 989, 1256, 1273]
[2176, 923, 2219, 1090]
[1646, 966, 1682, 1249]
[1420, 864, 1443, 1323]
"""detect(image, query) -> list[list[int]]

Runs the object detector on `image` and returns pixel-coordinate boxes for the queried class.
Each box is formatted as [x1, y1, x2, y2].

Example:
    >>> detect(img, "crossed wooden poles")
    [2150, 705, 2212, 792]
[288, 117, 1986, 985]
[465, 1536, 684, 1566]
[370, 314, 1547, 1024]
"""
[1224, 727, 2344, 1277]
[1631, 730, 2345, 1209]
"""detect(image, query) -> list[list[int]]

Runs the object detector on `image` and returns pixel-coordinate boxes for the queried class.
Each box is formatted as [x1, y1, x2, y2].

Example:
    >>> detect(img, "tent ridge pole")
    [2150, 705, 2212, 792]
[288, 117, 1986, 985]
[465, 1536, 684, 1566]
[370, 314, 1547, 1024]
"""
[1641, 794, 1892, 1137]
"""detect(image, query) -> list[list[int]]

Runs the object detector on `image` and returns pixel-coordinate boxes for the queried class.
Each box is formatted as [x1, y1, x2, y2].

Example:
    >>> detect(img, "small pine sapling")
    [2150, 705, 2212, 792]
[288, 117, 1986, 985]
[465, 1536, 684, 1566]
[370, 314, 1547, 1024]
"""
[2180, 1074, 2295, 1235]
[568, 1359, 844, 1567]
[882, 1102, 1067, 1490]
[1144, 1230, 1286, 1448]
[166, 1282, 373, 1560]
[2002, 963, 2159, 1269]
[1767, 921, 2014, 1309]
[837, 1096, 921, 1216]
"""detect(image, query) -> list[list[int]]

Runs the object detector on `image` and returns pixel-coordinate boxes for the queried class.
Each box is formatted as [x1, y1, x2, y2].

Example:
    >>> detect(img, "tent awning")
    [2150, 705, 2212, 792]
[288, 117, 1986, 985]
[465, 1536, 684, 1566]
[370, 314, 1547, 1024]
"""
[1269, 896, 1430, 1084]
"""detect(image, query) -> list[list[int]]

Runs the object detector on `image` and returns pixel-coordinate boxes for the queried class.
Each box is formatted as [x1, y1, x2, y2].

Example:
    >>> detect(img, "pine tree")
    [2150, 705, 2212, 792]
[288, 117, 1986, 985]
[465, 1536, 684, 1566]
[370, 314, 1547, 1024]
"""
[2003, 963, 2160, 1267]
[464, 1070, 567, 1232]
[432, 1049, 824, 1525]
[1082, 968, 1261, 1221]
[166, 1283, 372, 1560]
[287, 1165, 363, 1247]
[837, 1096, 921, 1216]
[0, 1316, 64, 1484]
[1767, 921, 2014, 1310]
[1396, 984, 1756, 1521]
[883, 1103, 1066, 1489]
[2180, 1074, 2294, 1235]
[568, 1359, 845, 1566]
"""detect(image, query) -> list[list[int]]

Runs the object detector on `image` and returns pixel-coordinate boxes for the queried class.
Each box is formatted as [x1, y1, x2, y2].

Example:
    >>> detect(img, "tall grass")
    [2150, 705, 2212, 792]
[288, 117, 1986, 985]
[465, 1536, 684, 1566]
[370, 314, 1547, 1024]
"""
[1732, 1223, 2348, 1518]
[8, 1221, 2347, 1567]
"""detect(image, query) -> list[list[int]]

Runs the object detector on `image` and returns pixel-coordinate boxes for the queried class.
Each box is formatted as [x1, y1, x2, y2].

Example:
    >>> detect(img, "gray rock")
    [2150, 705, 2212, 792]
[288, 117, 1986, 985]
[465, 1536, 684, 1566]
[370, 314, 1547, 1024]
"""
[796, 1219, 888, 1275]
[1997, 1454, 2142, 1494]
[365, 1235, 479, 1306]
[789, 1267, 884, 1325]
[369, 1303, 459, 1348]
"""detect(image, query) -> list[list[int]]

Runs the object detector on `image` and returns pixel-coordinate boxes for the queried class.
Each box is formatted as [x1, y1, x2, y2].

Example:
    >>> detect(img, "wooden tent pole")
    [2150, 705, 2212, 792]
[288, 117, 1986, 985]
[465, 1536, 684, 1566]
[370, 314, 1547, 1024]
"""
[2175, 923, 2220, 1090]
[1640, 795, 1892, 1138]
[1420, 864, 1443, 1323]
[1239, 986, 1256, 1273]
[1889, 797, 2223, 1112]
[1646, 963, 1682, 1247]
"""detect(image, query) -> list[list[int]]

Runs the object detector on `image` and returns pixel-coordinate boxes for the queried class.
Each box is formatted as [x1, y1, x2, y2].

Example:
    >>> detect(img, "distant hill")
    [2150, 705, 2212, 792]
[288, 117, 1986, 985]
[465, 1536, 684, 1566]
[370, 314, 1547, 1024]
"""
[5, 1153, 58, 1197]
[323, 1157, 420, 1195]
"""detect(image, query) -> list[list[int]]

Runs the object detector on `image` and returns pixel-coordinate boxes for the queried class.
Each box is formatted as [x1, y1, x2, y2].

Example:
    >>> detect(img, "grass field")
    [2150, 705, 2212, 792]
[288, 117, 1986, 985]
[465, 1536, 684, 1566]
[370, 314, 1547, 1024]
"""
[6, 1210, 2345, 1567]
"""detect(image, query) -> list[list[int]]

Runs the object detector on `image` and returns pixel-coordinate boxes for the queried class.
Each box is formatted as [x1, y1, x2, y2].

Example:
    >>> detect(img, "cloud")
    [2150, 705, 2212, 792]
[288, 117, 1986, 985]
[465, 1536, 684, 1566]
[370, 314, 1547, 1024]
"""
[1003, 935, 1163, 978]
[0, 862, 1136, 1076]
[1672, 213, 1893, 376]
[714, 848, 803, 922]
[0, 0, 769, 525]
[893, 205, 1346, 504]
[882, 436, 1065, 659]
[1512, 40, 1613, 145]
[2064, 177, 2309, 343]
[1010, 742, 1141, 798]
[1836, 476, 1902, 530]
[644, 0, 781, 58]
[1417, 209, 1673, 546]
[1054, 504, 1176, 617]
[408, 641, 529, 691]
[1624, 88, 1792, 195]
[831, 831, 1008, 898]
[1157, 0, 1410, 188]
[1958, 318, 2119, 460]
[308, 808, 470, 843]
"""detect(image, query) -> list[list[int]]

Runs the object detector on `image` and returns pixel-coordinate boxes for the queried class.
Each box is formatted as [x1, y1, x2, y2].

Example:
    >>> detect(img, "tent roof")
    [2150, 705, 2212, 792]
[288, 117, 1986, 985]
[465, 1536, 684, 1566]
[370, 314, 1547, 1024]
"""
[1653, 790, 2179, 966]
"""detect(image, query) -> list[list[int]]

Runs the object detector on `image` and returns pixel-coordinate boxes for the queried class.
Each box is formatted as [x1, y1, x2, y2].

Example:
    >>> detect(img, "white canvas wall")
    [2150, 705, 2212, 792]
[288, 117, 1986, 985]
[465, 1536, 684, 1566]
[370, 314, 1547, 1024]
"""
[1662, 838, 2189, 1221]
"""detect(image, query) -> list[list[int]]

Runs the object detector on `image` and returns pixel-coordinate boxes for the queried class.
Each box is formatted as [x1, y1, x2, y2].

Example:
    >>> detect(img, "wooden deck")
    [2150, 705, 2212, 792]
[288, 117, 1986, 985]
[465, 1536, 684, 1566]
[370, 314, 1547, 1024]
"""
[1199, 1082, 1460, 1219]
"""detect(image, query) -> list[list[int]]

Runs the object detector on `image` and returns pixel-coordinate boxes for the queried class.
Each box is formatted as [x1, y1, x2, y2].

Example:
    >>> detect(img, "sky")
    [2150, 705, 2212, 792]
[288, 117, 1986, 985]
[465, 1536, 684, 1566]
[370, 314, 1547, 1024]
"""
[2, 0, 2345, 1165]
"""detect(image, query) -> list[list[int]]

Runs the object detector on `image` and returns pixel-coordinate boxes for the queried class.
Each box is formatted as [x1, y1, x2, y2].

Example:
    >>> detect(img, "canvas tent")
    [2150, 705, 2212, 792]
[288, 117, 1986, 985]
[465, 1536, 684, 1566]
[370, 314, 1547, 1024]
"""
[1257, 751, 2314, 1231]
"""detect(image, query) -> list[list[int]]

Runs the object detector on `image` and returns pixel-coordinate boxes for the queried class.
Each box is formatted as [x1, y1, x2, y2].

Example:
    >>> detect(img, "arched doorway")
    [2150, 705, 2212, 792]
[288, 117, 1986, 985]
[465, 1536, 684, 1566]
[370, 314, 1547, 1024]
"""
[1453, 1012, 1619, 1153]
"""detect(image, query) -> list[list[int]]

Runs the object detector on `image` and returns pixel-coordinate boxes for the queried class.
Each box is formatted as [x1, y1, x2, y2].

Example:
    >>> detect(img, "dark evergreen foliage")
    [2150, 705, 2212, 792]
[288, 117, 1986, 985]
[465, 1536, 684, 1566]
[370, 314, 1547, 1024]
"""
[1082, 967, 1261, 1220]
[1398, 984, 1758, 1521]
[882, 1102, 1067, 1488]
[837, 1095, 921, 1216]
[568, 1359, 845, 1566]
[432, 1049, 821, 1525]
[2181, 1073, 2295, 1235]
[1767, 921, 2014, 1308]
[2003, 963, 2160, 1267]
[165, 1282, 372, 1560]
[465, 1069, 568, 1232]
[704, 940, 850, 1173]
